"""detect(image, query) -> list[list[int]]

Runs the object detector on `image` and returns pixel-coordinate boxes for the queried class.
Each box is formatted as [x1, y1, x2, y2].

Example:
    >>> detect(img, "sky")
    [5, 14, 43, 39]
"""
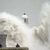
[0, 0, 49, 27]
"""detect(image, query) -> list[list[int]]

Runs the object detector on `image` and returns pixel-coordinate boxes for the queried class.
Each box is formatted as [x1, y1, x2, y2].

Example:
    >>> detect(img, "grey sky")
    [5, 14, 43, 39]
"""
[0, 0, 48, 27]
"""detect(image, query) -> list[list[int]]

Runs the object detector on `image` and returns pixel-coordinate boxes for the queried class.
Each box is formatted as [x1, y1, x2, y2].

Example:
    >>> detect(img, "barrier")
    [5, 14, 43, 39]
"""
[0, 47, 29, 50]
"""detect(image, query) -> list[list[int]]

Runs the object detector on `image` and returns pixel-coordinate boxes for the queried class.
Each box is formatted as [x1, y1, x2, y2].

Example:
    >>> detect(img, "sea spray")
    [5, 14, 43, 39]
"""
[0, 12, 33, 50]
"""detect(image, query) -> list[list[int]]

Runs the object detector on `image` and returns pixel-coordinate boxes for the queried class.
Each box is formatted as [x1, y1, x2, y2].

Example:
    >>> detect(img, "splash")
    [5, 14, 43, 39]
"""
[0, 3, 50, 50]
[0, 10, 49, 50]
[32, 1, 50, 50]
[40, 1, 50, 49]
[0, 12, 33, 50]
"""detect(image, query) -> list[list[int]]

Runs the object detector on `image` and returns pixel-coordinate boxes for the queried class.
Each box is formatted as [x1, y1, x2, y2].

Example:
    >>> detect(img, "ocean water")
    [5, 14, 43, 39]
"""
[0, 3, 50, 50]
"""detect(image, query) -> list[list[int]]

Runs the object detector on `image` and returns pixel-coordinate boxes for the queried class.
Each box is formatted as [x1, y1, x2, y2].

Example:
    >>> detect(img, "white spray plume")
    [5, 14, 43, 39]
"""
[0, 12, 33, 50]
[32, 1, 50, 50]
[0, 3, 50, 50]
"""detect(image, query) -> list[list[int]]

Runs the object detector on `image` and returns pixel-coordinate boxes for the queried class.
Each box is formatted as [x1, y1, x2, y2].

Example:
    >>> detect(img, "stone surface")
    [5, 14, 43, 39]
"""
[0, 47, 29, 50]
[0, 34, 7, 47]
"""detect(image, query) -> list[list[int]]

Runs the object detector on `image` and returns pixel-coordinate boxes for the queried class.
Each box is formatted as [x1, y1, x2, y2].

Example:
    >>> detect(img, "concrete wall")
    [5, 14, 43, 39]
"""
[0, 34, 7, 47]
